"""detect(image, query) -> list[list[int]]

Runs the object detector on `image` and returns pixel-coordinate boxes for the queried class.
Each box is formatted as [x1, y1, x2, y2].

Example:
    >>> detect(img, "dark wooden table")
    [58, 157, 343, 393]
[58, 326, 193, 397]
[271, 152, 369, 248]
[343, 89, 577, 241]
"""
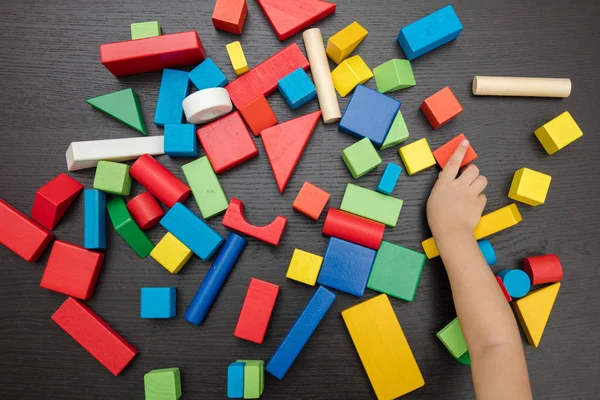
[1, 0, 599, 398]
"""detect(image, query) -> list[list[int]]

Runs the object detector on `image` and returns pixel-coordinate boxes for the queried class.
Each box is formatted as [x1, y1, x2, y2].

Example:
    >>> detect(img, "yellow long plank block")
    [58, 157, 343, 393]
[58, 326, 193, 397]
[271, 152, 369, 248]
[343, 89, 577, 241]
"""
[422, 204, 522, 259]
[342, 294, 424, 399]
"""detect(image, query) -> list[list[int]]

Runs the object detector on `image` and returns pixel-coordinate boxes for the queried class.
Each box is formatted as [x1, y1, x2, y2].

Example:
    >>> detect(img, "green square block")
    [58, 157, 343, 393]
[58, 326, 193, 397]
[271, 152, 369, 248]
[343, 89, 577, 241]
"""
[436, 317, 468, 359]
[341, 137, 382, 179]
[367, 241, 425, 302]
[236, 360, 264, 399]
[340, 183, 403, 227]
[182, 157, 228, 219]
[144, 367, 181, 400]
[107, 197, 154, 258]
[381, 110, 410, 150]
[93, 161, 132, 196]
[373, 59, 416, 93]
[131, 21, 161, 40]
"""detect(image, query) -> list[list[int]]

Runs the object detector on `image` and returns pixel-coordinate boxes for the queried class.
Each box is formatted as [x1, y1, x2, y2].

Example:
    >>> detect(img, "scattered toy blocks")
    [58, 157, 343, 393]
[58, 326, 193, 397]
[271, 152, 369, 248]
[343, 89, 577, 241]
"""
[278, 68, 317, 110]
[239, 95, 278, 136]
[399, 138, 436, 176]
[32, 173, 83, 230]
[322, 208, 384, 250]
[234, 278, 280, 344]
[342, 137, 382, 179]
[150, 232, 193, 274]
[212, 0, 248, 35]
[523, 254, 563, 285]
[189, 58, 228, 90]
[508, 168, 552, 206]
[373, 59, 416, 93]
[477, 239, 497, 266]
[93, 161, 132, 196]
[144, 368, 182, 400]
[228, 362, 245, 399]
[513, 282, 560, 347]
[84, 190, 106, 250]
[380, 110, 410, 150]
[130, 154, 191, 208]
[377, 163, 402, 195]
[226, 41, 249, 76]
[126, 192, 165, 230]
[257, 0, 336, 41]
[286, 249, 323, 286]
[141, 287, 176, 319]
[131, 21, 161, 40]
[292, 181, 330, 220]
[331, 55, 373, 97]
[87, 88, 146, 134]
[326, 21, 368, 64]
[340, 183, 403, 227]
[421, 86, 463, 129]
[497, 269, 531, 299]
[155, 69, 190, 126]
[182, 157, 228, 219]
[496, 276, 512, 302]
[534, 111, 583, 155]
[164, 124, 198, 157]
[107, 197, 155, 258]
[222, 199, 287, 246]
[436, 317, 468, 359]
[237, 360, 264, 399]
[433, 133, 478, 169]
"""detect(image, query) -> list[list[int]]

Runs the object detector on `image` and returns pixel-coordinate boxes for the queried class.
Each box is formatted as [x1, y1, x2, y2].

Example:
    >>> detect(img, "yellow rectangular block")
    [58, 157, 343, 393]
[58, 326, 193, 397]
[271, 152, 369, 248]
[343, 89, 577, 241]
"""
[150, 232, 193, 273]
[226, 41, 248, 76]
[342, 294, 424, 399]
[508, 168, 552, 206]
[534, 111, 583, 155]
[331, 55, 373, 97]
[326, 21, 368, 64]
[398, 138, 436, 175]
[286, 249, 323, 286]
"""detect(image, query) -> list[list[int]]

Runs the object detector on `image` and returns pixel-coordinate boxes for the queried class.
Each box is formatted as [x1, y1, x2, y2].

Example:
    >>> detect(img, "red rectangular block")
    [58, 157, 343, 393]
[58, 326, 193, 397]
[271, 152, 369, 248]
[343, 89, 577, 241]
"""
[212, 0, 248, 35]
[239, 95, 278, 136]
[32, 173, 83, 230]
[51, 297, 138, 376]
[420, 86, 463, 129]
[433, 133, 478, 169]
[234, 278, 280, 344]
[100, 31, 206, 76]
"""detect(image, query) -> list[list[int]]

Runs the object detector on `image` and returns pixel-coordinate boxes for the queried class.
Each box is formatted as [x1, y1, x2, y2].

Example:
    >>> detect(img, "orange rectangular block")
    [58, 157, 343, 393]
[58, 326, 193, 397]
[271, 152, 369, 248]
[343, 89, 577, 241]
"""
[420, 86, 462, 129]
[433, 133, 477, 169]
[292, 182, 331, 220]
[239, 95, 278, 136]
[212, 0, 248, 35]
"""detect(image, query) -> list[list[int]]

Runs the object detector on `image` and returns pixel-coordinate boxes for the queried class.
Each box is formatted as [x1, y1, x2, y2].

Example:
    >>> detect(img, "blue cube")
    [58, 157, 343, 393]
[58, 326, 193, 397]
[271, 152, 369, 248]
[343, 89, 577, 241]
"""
[377, 162, 402, 195]
[189, 58, 228, 90]
[227, 361, 245, 398]
[277, 68, 317, 110]
[141, 287, 176, 319]
[164, 124, 198, 157]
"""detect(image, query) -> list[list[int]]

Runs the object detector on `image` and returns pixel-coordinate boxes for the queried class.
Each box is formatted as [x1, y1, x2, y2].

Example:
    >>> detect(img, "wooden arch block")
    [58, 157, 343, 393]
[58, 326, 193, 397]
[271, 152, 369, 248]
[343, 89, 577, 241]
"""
[222, 199, 287, 246]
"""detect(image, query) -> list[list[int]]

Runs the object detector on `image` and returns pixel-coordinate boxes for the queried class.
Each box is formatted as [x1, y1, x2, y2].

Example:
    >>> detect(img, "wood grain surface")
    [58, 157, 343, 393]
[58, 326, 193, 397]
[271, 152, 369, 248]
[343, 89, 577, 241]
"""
[1, 0, 599, 398]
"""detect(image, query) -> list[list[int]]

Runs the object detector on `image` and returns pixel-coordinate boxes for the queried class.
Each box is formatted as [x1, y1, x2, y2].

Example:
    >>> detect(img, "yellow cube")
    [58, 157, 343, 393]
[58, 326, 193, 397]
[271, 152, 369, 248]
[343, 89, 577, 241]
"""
[534, 111, 583, 155]
[286, 249, 323, 286]
[398, 138, 436, 175]
[226, 41, 248, 76]
[150, 232, 193, 274]
[331, 55, 373, 97]
[508, 168, 552, 206]
[326, 22, 368, 64]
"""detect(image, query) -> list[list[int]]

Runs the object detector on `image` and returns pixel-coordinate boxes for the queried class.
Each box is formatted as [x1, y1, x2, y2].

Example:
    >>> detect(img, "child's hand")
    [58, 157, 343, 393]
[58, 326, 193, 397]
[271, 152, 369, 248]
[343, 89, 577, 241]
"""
[427, 140, 488, 238]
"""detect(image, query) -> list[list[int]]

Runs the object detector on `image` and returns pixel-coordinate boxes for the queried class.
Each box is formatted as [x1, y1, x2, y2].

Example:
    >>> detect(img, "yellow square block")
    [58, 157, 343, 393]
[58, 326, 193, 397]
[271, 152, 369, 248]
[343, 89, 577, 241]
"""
[331, 55, 373, 97]
[326, 21, 368, 64]
[150, 232, 193, 274]
[398, 138, 436, 175]
[508, 168, 552, 206]
[534, 111, 583, 155]
[226, 41, 248, 76]
[286, 249, 323, 286]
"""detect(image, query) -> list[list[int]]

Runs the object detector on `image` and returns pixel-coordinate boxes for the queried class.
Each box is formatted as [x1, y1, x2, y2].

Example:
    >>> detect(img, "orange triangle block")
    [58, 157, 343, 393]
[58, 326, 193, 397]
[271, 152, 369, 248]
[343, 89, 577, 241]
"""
[513, 282, 560, 347]
[257, 0, 336, 41]
[261, 111, 321, 193]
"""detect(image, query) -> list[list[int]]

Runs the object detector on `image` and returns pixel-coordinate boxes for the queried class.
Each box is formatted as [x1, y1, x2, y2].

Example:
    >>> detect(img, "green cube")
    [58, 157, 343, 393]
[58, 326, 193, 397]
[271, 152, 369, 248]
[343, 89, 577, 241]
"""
[131, 21, 161, 40]
[93, 161, 131, 196]
[342, 137, 382, 179]
[236, 360, 264, 399]
[367, 241, 425, 302]
[436, 317, 468, 359]
[107, 197, 154, 258]
[373, 59, 416, 93]
[381, 110, 410, 150]
[144, 367, 181, 400]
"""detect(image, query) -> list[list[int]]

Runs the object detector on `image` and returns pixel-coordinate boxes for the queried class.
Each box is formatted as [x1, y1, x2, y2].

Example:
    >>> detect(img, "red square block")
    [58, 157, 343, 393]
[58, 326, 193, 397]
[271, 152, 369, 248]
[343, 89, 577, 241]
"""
[234, 278, 279, 344]
[292, 182, 330, 220]
[420, 86, 463, 129]
[212, 0, 248, 35]
[32, 173, 83, 230]
[40, 240, 104, 300]
[239, 95, 278, 136]
[433, 133, 478, 169]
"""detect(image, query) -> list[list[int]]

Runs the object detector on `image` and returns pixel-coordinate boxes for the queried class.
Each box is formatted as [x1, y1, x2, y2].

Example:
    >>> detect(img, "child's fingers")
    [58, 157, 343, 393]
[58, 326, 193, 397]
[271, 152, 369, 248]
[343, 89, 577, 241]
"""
[440, 140, 469, 181]
[459, 164, 480, 185]
[471, 175, 488, 193]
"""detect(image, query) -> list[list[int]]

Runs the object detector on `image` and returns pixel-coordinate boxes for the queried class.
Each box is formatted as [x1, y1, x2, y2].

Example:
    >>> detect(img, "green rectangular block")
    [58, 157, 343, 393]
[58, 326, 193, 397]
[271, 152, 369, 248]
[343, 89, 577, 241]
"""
[373, 59, 416, 93]
[236, 360, 264, 399]
[107, 197, 154, 258]
[182, 157, 228, 219]
[131, 21, 161, 40]
[144, 367, 181, 400]
[341, 137, 382, 179]
[436, 317, 468, 359]
[381, 110, 410, 150]
[340, 183, 403, 227]
[93, 161, 132, 196]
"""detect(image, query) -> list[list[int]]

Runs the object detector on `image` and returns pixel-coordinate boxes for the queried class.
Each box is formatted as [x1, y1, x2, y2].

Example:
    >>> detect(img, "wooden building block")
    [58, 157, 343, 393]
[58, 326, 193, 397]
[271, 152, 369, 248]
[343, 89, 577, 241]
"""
[107, 197, 155, 258]
[261, 111, 321, 193]
[436, 317, 468, 359]
[100, 31, 206, 77]
[397, 5, 463, 60]
[93, 161, 132, 196]
[457, 352, 471, 365]
[130, 154, 191, 208]
[377, 163, 402, 195]
[342, 137, 382, 179]
[154, 69, 190, 126]
[292, 181, 330, 220]
[326, 21, 368, 64]
[472, 76, 572, 98]
[339, 85, 401, 147]
[222, 199, 287, 246]
[513, 283, 560, 347]
[227, 362, 245, 399]
[144, 368, 182, 400]
[373, 59, 416, 93]
[87, 88, 146, 134]
[151, 232, 193, 274]
[131, 21, 161, 40]
[331, 55, 373, 97]
[182, 87, 233, 125]
[182, 157, 228, 219]
[508, 168, 552, 206]
[84, 189, 106, 250]
[257, 0, 336, 41]
[189, 58, 228, 90]
[523, 254, 562, 285]
[534, 111, 583, 155]
[32, 173, 83, 230]
[226, 41, 248, 76]
[234, 278, 280, 344]
[266, 286, 336, 379]
[433, 133, 478, 169]
[212, 0, 248, 35]
[477, 239, 496, 266]
[164, 123, 198, 157]
[399, 138, 436, 175]
[51, 297, 138, 376]
[237, 360, 264, 399]
[380, 110, 410, 150]
[278, 68, 317, 110]
[421, 86, 463, 129]
[317, 237, 376, 297]
[342, 294, 424, 399]
[497, 269, 531, 299]
[496, 276, 512, 302]
[239, 95, 278, 136]
[126, 192, 164, 230]
[340, 183, 403, 227]
[322, 208, 384, 250]
[140, 287, 176, 319]
[286, 249, 323, 286]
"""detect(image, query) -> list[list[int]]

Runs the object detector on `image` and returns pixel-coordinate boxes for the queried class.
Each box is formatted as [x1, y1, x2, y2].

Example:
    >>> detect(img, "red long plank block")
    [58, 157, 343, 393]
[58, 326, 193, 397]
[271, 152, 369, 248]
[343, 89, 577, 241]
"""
[432, 133, 478, 169]
[51, 297, 138, 376]
[0, 198, 54, 262]
[212, 0, 248, 35]
[322, 208, 385, 250]
[225, 43, 310, 110]
[130, 154, 191, 208]
[234, 278, 280, 344]
[523, 254, 563, 285]
[257, 0, 336, 41]
[222, 199, 287, 246]
[32, 173, 83, 230]
[126, 192, 164, 230]
[100, 31, 206, 77]
[496, 276, 512, 302]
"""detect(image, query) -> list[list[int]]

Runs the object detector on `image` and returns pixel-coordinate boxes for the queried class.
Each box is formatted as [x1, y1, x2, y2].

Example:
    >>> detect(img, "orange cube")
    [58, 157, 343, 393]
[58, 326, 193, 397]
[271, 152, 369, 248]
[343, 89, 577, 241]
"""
[421, 86, 463, 129]
[433, 133, 477, 169]
[293, 182, 330, 220]
[239, 95, 278, 136]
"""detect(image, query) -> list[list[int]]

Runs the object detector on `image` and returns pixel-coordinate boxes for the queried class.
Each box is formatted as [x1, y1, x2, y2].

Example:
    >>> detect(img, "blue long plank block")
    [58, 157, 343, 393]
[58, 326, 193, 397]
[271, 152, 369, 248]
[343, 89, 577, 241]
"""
[477, 239, 497, 266]
[377, 162, 402, 195]
[266, 286, 336, 379]
[397, 5, 463, 60]
[84, 189, 106, 250]
[184, 233, 246, 325]
[227, 361, 245, 399]
[154, 68, 190, 126]
[160, 202, 224, 260]
[189, 58, 228, 90]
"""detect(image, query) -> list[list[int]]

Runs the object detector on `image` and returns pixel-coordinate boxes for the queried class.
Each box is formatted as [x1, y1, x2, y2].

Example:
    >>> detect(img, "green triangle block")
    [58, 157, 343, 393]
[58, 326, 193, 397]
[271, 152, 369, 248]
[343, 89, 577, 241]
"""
[381, 110, 410, 150]
[87, 88, 147, 134]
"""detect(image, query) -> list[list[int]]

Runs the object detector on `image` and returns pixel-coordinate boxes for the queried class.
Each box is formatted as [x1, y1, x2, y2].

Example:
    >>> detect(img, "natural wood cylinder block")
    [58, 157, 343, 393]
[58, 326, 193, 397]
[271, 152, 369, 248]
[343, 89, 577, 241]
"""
[472, 76, 571, 98]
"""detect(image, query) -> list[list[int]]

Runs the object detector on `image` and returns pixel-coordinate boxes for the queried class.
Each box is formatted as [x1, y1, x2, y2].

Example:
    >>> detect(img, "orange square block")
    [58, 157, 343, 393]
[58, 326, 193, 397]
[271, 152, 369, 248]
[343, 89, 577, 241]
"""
[293, 182, 330, 220]
[433, 133, 477, 169]
[421, 86, 463, 129]
[239, 95, 278, 136]
[212, 0, 248, 35]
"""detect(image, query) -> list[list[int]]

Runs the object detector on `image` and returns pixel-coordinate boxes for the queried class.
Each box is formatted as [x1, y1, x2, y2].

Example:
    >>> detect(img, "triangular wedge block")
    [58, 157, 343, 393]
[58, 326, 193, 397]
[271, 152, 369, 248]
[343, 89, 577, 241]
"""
[257, 0, 336, 41]
[513, 282, 560, 347]
[87, 88, 147, 134]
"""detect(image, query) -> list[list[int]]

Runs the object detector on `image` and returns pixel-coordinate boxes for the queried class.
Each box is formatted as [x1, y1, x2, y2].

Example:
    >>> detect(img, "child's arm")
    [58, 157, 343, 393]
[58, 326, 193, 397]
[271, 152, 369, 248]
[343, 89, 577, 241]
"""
[427, 140, 532, 400]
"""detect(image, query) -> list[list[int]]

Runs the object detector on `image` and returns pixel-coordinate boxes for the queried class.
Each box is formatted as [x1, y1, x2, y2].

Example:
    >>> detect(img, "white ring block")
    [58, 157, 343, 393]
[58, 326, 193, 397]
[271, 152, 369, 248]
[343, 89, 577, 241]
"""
[182, 88, 233, 124]
[472, 76, 572, 98]
[66, 136, 165, 171]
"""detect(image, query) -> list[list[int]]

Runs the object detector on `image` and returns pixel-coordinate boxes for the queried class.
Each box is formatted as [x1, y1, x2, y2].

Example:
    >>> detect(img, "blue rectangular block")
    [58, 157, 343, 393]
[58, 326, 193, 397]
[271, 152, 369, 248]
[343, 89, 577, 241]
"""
[266, 286, 335, 379]
[277, 68, 317, 110]
[227, 362, 245, 398]
[189, 58, 228, 90]
[339, 85, 401, 147]
[164, 124, 198, 157]
[84, 189, 106, 250]
[317, 237, 376, 297]
[160, 202, 224, 260]
[154, 69, 190, 126]
[397, 5, 463, 60]
[140, 287, 176, 318]
[377, 162, 402, 195]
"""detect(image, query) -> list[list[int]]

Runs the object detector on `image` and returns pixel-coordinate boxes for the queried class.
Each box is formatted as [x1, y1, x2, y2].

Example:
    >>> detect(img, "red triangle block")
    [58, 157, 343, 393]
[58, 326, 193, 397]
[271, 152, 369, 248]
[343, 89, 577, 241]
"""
[257, 0, 336, 41]
[261, 111, 321, 193]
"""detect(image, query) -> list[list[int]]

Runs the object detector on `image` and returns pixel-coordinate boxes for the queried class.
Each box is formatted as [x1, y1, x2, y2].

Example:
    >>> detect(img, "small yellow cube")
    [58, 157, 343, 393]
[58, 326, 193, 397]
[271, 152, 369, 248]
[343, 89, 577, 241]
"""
[508, 168, 552, 206]
[286, 249, 323, 286]
[326, 22, 368, 64]
[331, 55, 373, 97]
[150, 232, 193, 274]
[226, 41, 248, 76]
[534, 111, 583, 155]
[398, 138, 436, 175]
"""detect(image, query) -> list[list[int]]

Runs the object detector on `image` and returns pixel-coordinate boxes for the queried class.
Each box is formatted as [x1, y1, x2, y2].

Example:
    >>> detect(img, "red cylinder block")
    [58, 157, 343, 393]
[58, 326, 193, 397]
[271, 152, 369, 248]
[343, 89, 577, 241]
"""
[523, 254, 563, 285]
[126, 192, 165, 230]
[321, 208, 385, 250]
[129, 154, 191, 208]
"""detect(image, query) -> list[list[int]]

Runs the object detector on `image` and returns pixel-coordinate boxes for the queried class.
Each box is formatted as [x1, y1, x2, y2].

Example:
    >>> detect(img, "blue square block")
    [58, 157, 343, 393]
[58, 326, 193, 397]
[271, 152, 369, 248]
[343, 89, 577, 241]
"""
[227, 361, 245, 398]
[377, 162, 402, 195]
[316, 237, 376, 297]
[141, 287, 176, 319]
[84, 189, 106, 250]
[164, 124, 198, 157]
[277, 68, 317, 110]
[189, 58, 228, 90]
[154, 69, 191, 126]
[339, 85, 401, 147]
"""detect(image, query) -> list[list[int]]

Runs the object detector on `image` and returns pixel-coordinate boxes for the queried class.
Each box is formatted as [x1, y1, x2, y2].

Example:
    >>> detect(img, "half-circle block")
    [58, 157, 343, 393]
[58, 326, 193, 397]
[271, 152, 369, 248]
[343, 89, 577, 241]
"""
[222, 199, 287, 246]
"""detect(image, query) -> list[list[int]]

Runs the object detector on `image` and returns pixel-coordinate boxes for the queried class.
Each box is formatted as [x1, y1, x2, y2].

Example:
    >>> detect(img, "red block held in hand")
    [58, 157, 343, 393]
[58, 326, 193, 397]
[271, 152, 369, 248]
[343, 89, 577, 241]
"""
[234, 278, 280, 344]
[32, 173, 83, 230]
[433, 133, 478, 169]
